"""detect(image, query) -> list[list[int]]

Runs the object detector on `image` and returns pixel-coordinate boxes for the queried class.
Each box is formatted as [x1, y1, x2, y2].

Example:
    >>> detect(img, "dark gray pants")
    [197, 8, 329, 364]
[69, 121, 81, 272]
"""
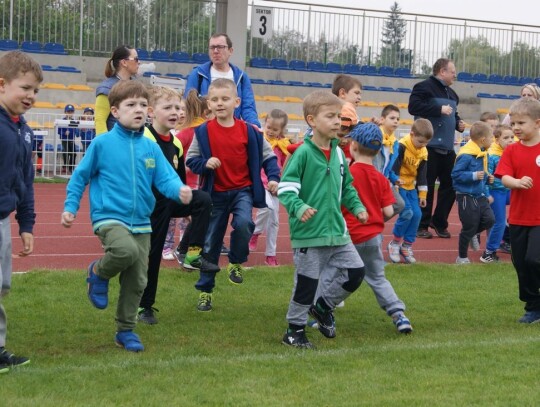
[456, 194, 495, 258]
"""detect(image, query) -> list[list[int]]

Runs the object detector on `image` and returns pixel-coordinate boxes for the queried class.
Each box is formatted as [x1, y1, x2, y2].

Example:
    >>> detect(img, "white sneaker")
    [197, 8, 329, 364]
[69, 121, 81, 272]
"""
[387, 241, 401, 263]
[399, 245, 417, 264]
[336, 301, 345, 308]
[162, 249, 174, 261]
[455, 256, 471, 264]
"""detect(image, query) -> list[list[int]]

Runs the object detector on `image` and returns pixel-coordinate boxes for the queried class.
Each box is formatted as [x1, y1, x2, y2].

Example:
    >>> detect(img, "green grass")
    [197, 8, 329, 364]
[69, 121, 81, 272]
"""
[3, 263, 540, 406]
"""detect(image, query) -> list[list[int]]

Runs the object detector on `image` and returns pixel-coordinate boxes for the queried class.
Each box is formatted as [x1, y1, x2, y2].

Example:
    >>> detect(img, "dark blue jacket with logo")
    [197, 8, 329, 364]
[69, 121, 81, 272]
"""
[0, 106, 35, 234]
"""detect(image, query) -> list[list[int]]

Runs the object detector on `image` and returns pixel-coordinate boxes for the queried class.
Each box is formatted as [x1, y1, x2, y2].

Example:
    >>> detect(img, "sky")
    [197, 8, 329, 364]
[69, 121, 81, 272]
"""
[286, 0, 540, 27]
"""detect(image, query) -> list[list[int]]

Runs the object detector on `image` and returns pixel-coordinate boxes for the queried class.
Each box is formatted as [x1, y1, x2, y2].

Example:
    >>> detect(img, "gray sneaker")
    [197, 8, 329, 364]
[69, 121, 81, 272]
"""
[137, 307, 158, 325]
[456, 256, 471, 264]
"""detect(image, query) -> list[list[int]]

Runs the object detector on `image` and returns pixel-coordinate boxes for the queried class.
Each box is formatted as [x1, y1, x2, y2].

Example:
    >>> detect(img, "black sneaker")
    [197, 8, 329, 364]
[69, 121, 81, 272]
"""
[197, 292, 213, 312]
[227, 263, 244, 285]
[499, 242, 512, 254]
[137, 307, 159, 324]
[199, 257, 220, 273]
[220, 244, 230, 256]
[430, 223, 451, 238]
[416, 228, 433, 239]
[308, 304, 336, 338]
[480, 251, 499, 263]
[173, 247, 186, 267]
[0, 348, 30, 368]
[282, 329, 314, 349]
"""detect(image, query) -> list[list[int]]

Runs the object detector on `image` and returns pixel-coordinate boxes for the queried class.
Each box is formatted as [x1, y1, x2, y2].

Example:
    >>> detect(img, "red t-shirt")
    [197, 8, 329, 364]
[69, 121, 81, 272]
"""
[495, 141, 540, 225]
[343, 162, 395, 243]
[207, 119, 251, 192]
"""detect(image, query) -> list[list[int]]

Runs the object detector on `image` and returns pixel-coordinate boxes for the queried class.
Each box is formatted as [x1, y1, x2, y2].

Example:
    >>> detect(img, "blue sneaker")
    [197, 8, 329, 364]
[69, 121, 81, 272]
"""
[86, 260, 109, 309]
[518, 311, 540, 324]
[115, 331, 144, 352]
[393, 314, 413, 334]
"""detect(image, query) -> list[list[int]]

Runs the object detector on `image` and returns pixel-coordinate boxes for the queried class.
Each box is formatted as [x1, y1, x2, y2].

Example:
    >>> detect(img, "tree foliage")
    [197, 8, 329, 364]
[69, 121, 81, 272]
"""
[377, 2, 411, 68]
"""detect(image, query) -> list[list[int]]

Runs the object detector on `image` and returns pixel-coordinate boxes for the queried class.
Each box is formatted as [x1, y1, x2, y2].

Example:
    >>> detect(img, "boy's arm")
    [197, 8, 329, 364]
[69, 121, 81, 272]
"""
[15, 141, 36, 235]
[389, 144, 405, 184]
[277, 151, 311, 219]
[185, 134, 211, 175]
[416, 159, 428, 200]
[451, 155, 476, 185]
[152, 144, 185, 203]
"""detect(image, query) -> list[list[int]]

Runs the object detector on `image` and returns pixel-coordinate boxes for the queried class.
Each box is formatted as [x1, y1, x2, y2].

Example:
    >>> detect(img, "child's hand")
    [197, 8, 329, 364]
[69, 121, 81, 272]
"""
[395, 179, 404, 186]
[516, 176, 533, 189]
[419, 198, 427, 208]
[18, 232, 34, 257]
[61, 211, 75, 228]
[300, 208, 317, 223]
[179, 186, 193, 205]
[476, 171, 485, 180]
[356, 211, 368, 224]
[205, 157, 221, 170]
[487, 196, 494, 204]
[488, 174, 494, 184]
[267, 180, 278, 195]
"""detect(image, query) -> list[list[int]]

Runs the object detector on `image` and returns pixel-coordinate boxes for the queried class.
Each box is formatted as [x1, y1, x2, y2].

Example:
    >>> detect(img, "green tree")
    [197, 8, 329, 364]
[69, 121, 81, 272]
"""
[446, 36, 501, 74]
[378, 2, 410, 68]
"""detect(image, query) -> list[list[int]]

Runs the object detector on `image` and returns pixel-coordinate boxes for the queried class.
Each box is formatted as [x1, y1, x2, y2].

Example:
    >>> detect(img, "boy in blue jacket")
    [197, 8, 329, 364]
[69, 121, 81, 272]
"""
[62, 81, 193, 352]
[186, 78, 280, 312]
[451, 121, 496, 264]
[0, 51, 43, 373]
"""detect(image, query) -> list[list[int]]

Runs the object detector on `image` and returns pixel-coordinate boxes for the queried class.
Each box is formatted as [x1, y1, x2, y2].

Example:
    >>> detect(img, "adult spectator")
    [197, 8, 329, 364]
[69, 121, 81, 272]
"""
[94, 45, 139, 135]
[408, 58, 465, 239]
[501, 83, 540, 126]
[184, 33, 260, 127]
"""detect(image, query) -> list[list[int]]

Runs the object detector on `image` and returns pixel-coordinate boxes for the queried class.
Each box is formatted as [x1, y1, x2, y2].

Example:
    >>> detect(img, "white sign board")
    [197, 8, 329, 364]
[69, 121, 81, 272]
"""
[251, 6, 273, 39]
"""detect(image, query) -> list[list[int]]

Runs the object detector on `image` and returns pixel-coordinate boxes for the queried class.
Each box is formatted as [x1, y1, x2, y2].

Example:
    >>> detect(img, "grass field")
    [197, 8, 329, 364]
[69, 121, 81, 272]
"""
[2, 262, 539, 406]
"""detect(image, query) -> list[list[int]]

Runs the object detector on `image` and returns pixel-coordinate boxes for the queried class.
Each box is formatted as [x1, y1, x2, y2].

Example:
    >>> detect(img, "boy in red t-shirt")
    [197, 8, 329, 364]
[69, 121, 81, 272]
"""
[495, 97, 540, 324]
[186, 79, 281, 311]
[342, 123, 413, 333]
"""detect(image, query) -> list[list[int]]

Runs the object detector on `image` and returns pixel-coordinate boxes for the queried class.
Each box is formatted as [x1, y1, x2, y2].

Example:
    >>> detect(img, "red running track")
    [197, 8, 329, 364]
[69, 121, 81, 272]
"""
[10, 183, 510, 272]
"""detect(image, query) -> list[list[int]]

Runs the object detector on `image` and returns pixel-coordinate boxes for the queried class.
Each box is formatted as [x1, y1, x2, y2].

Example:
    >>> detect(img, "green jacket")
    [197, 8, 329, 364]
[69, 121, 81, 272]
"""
[278, 137, 365, 248]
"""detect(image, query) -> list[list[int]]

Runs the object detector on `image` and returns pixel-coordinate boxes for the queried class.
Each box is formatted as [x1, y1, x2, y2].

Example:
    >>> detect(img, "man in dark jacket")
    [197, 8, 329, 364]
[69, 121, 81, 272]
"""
[408, 58, 465, 239]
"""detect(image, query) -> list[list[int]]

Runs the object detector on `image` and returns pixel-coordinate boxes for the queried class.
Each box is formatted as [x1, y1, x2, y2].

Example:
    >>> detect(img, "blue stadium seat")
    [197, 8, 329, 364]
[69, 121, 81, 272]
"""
[150, 50, 170, 61]
[170, 51, 191, 63]
[472, 73, 488, 83]
[286, 80, 304, 86]
[519, 76, 534, 85]
[378, 86, 395, 92]
[326, 62, 343, 73]
[165, 73, 185, 79]
[143, 71, 161, 77]
[250, 57, 270, 68]
[493, 94, 510, 99]
[57, 65, 81, 73]
[476, 92, 493, 98]
[395, 67, 413, 78]
[378, 66, 395, 76]
[488, 74, 503, 84]
[21, 40, 43, 53]
[289, 59, 307, 71]
[457, 72, 473, 82]
[192, 53, 210, 63]
[266, 79, 285, 85]
[45, 143, 54, 152]
[0, 39, 18, 51]
[136, 48, 150, 60]
[43, 42, 67, 55]
[396, 87, 412, 93]
[360, 65, 378, 76]
[250, 78, 266, 84]
[343, 64, 361, 75]
[503, 75, 519, 85]
[508, 95, 520, 100]
[307, 61, 325, 72]
[306, 81, 323, 87]
[41, 65, 57, 71]
[362, 85, 377, 91]
[270, 58, 289, 70]
[322, 83, 332, 88]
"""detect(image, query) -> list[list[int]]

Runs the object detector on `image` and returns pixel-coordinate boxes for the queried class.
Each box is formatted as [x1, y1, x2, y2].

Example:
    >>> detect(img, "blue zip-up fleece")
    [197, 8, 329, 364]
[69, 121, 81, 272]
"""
[186, 120, 280, 208]
[408, 76, 462, 151]
[451, 153, 490, 198]
[64, 122, 184, 233]
[184, 61, 260, 127]
[488, 154, 508, 192]
[0, 107, 35, 234]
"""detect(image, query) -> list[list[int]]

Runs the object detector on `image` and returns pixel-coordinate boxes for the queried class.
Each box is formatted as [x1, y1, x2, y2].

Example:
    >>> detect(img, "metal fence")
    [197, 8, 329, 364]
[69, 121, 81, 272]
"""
[1, 0, 539, 77]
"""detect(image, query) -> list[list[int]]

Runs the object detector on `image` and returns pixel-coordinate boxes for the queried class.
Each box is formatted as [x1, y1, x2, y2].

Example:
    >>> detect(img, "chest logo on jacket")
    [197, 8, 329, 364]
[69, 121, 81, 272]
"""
[24, 132, 32, 144]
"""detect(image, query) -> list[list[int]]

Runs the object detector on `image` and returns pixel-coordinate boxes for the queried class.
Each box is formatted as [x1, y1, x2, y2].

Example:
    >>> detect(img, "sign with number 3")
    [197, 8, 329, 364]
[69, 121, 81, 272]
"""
[251, 6, 273, 39]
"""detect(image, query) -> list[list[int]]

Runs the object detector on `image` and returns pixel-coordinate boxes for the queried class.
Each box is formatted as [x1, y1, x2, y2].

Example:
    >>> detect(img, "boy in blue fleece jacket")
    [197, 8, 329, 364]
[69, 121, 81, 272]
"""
[0, 51, 43, 373]
[451, 121, 495, 264]
[62, 81, 192, 352]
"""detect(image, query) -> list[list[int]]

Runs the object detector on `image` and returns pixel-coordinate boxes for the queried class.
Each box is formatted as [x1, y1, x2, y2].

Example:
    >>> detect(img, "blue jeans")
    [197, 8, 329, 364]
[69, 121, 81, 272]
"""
[196, 187, 255, 292]
[392, 188, 422, 244]
[486, 189, 510, 252]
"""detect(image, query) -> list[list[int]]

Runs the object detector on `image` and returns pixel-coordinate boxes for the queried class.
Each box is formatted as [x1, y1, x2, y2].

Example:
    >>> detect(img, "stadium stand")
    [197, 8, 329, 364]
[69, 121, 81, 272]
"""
[0, 39, 18, 50]
[192, 52, 210, 63]
[21, 40, 43, 53]
[136, 48, 150, 60]
[57, 66, 81, 73]
[250, 57, 270, 68]
[67, 84, 93, 91]
[378, 66, 394, 76]
[170, 51, 191, 63]
[151, 50, 170, 61]
[270, 58, 288, 70]
[42, 83, 68, 90]
[326, 62, 343, 73]
[343, 64, 361, 75]
[307, 61, 325, 72]
[289, 59, 307, 71]
[43, 42, 67, 55]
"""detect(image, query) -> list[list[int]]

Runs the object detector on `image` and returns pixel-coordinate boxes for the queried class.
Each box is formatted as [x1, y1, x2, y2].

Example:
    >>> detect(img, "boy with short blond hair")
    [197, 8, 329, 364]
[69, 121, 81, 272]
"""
[388, 118, 433, 264]
[137, 86, 217, 325]
[186, 78, 280, 311]
[452, 121, 496, 264]
[0, 50, 43, 373]
[495, 97, 540, 323]
[278, 90, 368, 349]
[62, 80, 193, 352]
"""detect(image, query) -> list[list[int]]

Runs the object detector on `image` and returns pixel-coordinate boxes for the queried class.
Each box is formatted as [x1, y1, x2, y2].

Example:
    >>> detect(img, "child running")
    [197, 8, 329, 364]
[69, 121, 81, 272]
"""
[0, 51, 43, 373]
[452, 121, 496, 264]
[249, 109, 290, 266]
[495, 97, 540, 323]
[481, 124, 514, 263]
[278, 90, 368, 349]
[62, 81, 193, 351]
[186, 78, 281, 312]
[387, 119, 433, 264]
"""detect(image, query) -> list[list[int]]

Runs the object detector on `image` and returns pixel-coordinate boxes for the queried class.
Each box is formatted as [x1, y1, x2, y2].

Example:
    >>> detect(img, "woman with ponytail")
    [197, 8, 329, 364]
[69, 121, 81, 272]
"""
[94, 45, 140, 135]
